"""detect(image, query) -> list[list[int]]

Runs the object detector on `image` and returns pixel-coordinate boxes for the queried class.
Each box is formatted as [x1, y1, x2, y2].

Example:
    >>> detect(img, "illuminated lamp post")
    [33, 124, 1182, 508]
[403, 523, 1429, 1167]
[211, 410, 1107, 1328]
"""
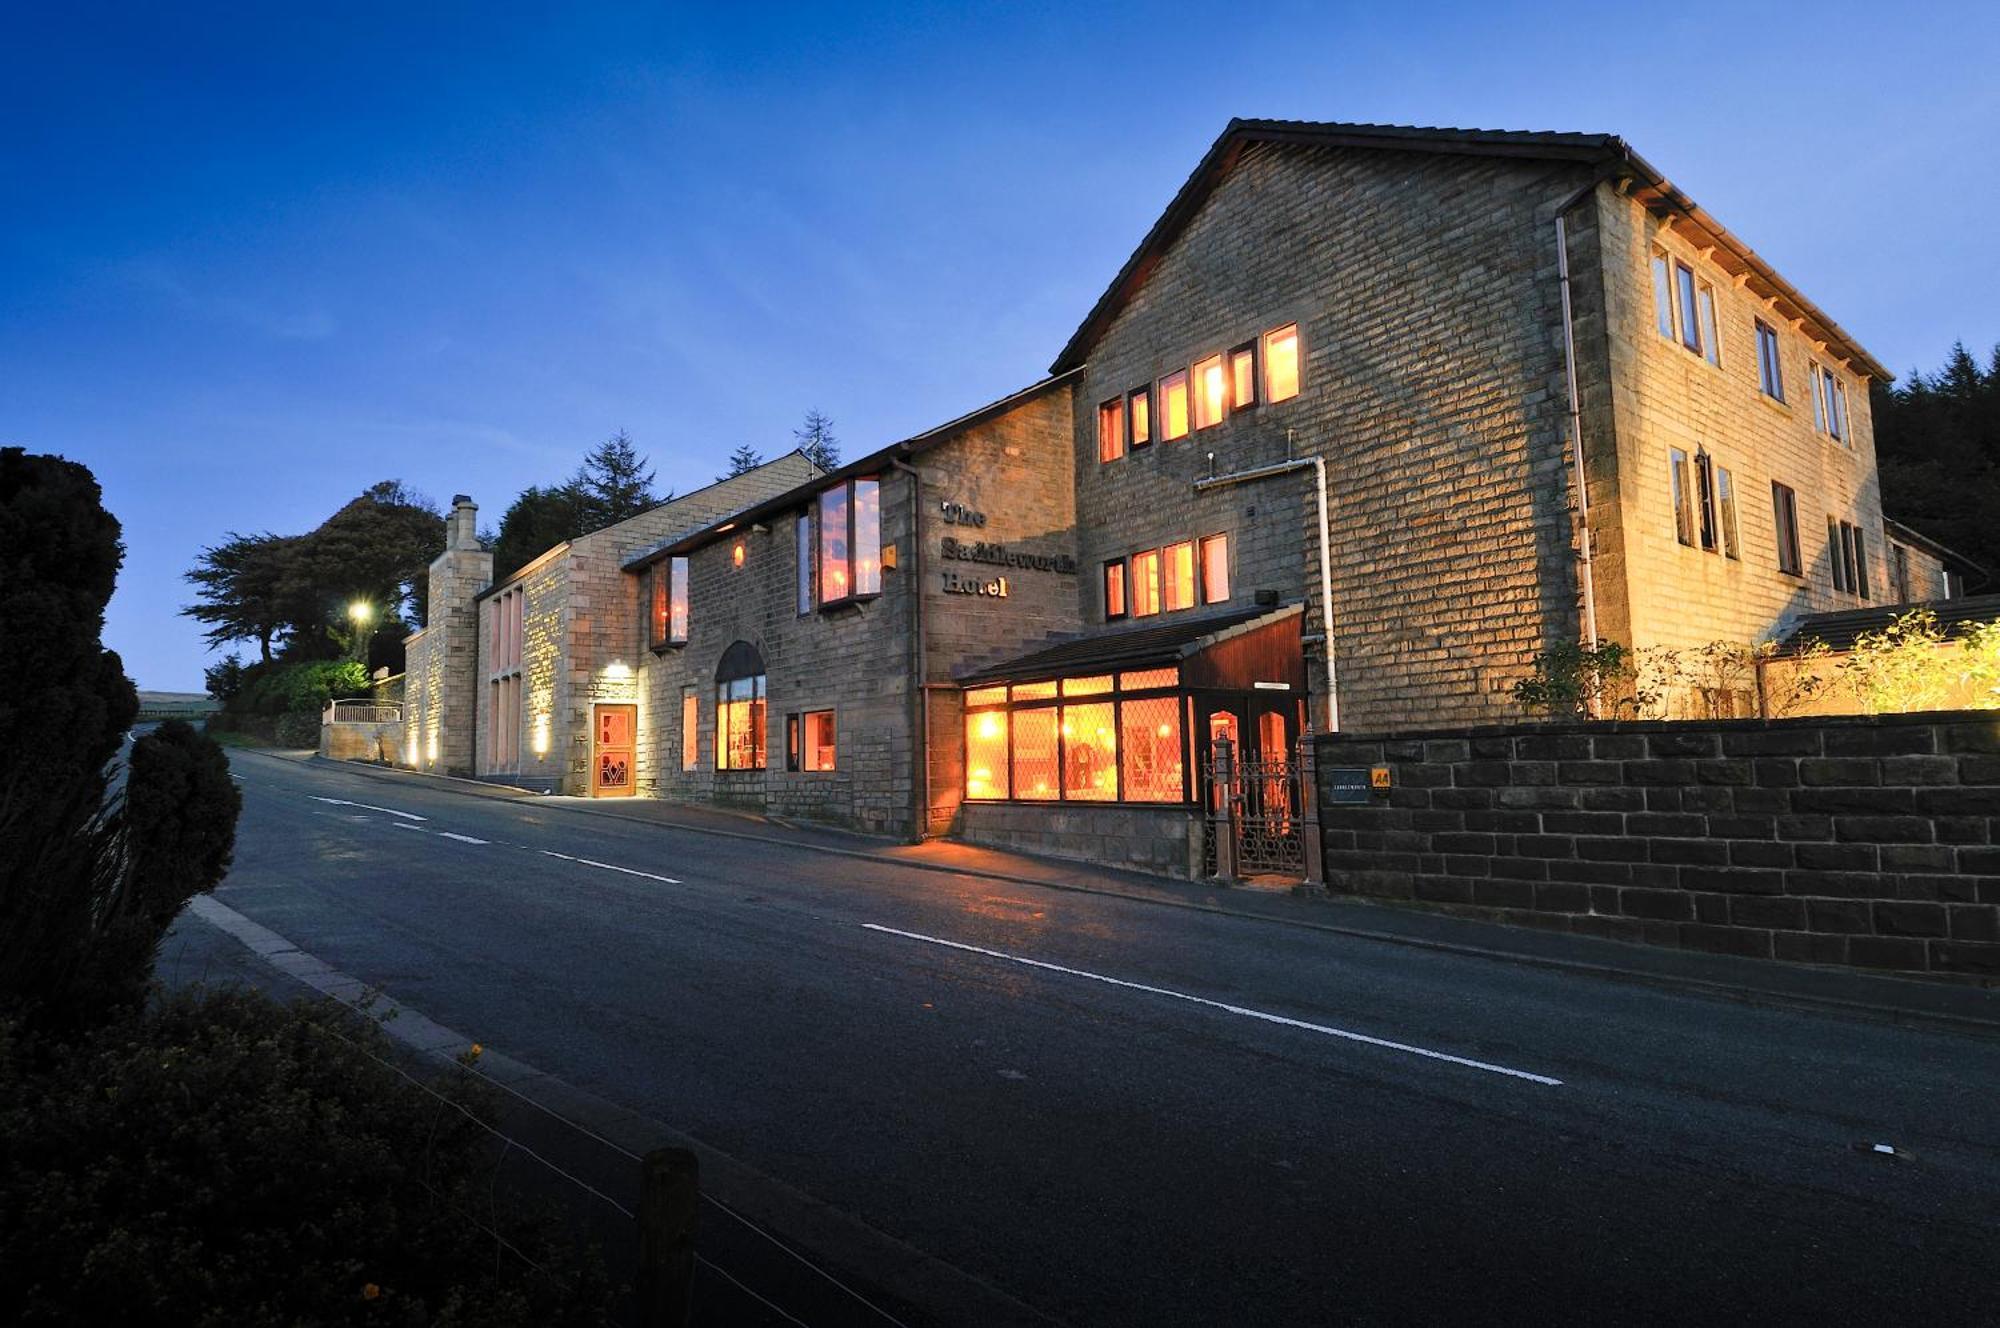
[348, 600, 374, 665]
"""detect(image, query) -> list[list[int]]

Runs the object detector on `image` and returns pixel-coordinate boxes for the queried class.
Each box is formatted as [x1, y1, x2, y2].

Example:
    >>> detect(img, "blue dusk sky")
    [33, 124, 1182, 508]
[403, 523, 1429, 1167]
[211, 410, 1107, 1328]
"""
[4, 2, 1997, 690]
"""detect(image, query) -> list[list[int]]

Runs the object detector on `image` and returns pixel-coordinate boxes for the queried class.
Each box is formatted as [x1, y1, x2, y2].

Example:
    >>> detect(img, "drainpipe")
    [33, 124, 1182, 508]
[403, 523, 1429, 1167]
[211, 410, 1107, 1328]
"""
[889, 456, 929, 841]
[1555, 208, 1600, 657]
[1191, 456, 1340, 732]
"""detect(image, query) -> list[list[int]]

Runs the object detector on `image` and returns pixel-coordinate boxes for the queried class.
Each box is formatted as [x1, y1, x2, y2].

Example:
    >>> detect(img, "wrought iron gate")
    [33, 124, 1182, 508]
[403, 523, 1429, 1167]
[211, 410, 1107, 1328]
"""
[1206, 735, 1317, 881]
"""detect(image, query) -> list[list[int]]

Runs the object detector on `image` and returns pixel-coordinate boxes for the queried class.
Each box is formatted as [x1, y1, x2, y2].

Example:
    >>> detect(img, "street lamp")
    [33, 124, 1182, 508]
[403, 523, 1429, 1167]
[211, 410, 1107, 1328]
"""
[349, 601, 374, 664]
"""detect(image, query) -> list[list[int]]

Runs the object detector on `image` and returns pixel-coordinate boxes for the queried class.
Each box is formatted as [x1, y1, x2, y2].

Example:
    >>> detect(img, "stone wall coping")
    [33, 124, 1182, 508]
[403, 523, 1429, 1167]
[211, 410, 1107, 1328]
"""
[1321, 709, 1998, 746]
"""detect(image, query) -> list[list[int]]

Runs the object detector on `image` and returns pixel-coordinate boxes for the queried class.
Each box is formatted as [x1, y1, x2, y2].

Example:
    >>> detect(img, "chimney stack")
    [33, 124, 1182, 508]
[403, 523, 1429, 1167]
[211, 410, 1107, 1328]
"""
[448, 494, 480, 551]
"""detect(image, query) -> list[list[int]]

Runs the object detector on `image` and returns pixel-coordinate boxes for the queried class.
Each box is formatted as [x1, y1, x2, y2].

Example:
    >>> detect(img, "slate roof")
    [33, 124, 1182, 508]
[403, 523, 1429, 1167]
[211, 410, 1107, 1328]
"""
[958, 604, 1296, 685]
[1777, 593, 2000, 654]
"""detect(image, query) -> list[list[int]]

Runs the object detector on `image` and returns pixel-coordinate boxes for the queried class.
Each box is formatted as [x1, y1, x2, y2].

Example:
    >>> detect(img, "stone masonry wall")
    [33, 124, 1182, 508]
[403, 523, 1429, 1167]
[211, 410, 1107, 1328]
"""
[1072, 141, 1595, 731]
[1314, 713, 2000, 981]
[957, 803, 1202, 879]
[1583, 183, 1886, 659]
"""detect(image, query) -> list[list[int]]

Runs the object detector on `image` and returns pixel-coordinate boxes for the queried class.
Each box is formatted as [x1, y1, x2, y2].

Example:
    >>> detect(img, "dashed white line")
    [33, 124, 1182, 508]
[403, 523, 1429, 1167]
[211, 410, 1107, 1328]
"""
[861, 923, 1563, 1087]
[392, 822, 425, 832]
[307, 795, 427, 822]
[438, 832, 489, 845]
[540, 849, 680, 885]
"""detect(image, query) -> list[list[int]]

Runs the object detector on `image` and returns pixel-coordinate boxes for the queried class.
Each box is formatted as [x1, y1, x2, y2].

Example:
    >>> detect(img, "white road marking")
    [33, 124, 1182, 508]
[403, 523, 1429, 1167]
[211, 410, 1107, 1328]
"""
[308, 795, 427, 822]
[439, 832, 490, 845]
[392, 822, 425, 832]
[862, 923, 1563, 1087]
[540, 849, 680, 885]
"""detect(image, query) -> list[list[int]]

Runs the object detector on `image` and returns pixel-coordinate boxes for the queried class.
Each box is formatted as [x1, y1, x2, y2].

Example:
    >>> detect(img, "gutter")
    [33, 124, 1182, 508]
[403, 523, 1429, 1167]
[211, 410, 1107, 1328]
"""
[1192, 455, 1340, 731]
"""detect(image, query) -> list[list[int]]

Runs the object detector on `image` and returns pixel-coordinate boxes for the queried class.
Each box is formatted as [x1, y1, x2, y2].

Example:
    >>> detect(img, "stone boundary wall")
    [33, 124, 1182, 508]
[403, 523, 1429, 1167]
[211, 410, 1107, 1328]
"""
[1314, 712, 2000, 982]
[958, 804, 1202, 879]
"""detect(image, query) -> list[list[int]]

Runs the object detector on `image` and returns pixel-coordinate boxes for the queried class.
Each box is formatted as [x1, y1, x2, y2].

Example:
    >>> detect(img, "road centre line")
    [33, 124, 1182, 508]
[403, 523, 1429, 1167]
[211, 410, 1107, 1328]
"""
[540, 849, 681, 885]
[438, 832, 490, 845]
[392, 822, 424, 832]
[861, 923, 1563, 1087]
[308, 795, 427, 822]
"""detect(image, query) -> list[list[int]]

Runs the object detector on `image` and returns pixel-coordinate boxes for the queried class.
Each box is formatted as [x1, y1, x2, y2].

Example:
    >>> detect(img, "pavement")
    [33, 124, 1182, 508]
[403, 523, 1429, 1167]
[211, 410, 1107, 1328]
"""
[170, 746, 2000, 1326]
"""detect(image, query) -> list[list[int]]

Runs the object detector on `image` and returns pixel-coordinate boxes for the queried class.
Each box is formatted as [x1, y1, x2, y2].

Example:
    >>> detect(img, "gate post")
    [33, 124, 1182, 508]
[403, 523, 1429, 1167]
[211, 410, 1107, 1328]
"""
[1296, 728, 1325, 893]
[1208, 734, 1237, 883]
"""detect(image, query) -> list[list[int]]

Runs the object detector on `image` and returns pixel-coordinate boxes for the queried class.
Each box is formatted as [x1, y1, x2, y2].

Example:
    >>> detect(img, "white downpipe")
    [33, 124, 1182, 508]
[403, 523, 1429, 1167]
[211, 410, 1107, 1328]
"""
[1555, 211, 1600, 653]
[1191, 455, 1340, 731]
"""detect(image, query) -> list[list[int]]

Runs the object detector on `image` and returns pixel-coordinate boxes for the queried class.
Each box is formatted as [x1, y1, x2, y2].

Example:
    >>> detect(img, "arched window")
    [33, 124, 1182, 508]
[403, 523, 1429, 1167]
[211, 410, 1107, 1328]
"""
[714, 641, 767, 770]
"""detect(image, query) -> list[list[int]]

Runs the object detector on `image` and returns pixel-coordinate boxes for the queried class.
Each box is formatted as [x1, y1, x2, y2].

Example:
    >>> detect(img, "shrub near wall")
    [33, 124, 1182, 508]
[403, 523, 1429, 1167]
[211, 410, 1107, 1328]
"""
[1314, 712, 2000, 981]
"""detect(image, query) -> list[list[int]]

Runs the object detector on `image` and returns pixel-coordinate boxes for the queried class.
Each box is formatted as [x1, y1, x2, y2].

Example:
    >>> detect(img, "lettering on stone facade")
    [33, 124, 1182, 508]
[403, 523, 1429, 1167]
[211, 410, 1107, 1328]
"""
[939, 535, 1077, 575]
[939, 500, 988, 527]
[941, 571, 1010, 598]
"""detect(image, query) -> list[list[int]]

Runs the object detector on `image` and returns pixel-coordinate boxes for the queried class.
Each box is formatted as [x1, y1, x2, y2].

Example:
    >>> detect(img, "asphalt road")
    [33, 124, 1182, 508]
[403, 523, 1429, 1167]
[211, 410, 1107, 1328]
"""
[195, 750, 2000, 1326]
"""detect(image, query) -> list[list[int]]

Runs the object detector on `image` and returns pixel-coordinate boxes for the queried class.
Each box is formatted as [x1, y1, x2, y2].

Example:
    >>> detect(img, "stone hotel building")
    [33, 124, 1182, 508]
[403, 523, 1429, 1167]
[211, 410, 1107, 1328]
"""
[402, 119, 1972, 872]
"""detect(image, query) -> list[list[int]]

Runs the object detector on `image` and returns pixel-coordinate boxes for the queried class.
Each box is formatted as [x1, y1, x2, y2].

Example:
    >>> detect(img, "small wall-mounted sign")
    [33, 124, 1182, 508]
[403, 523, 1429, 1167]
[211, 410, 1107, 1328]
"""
[1370, 766, 1392, 790]
[1328, 767, 1371, 805]
[1252, 681, 1291, 691]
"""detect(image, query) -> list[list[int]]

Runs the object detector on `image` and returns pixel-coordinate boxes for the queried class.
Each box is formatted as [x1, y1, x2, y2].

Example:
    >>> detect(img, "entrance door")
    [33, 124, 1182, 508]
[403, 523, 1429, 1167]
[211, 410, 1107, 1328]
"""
[592, 704, 637, 797]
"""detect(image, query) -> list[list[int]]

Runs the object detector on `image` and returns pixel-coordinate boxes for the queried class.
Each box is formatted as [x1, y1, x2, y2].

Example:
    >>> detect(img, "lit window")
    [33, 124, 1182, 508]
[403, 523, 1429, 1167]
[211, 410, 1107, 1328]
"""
[1011, 680, 1058, 701]
[1061, 674, 1113, 696]
[1199, 534, 1229, 603]
[1159, 370, 1190, 441]
[1060, 702, 1117, 801]
[1669, 448, 1695, 548]
[817, 477, 881, 605]
[1120, 695, 1183, 802]
[1772, 482, 1801, 576]
[1756, 321, 1785, 402]
[1012, 709, 1058, 800]
[1098, 398, 1125, 463]
[668, 557, 689, 643]
[1118, 667, 1178, 690]
[1716, 466, 1739, 560]
[714, 642, 766, 770]
[965, 708, 1008, 800]
[1193, 354, 1226, 430]
[1263, 324, 1300, 402]
[1103, 560, 1127, 620]
[1652, 252, 1675, 340]
[1127, 386, 1152, 448]
[796, 511, 814, 615]
[680, 686, 699, 771]
[803, 709, 836, 771]
[1130, 548, 1162, 616]
[1163, 540, 1196, 611]
[964, 685, 1007, 708]
[1229, 343, 1257, 412]
[648, 568, 670, 648]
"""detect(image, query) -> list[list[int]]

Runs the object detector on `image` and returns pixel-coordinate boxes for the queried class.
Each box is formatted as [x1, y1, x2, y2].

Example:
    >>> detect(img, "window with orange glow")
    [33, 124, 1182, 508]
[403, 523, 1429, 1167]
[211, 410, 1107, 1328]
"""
[1130, 548, 1161, 616]
[715, 643, 766, 771]
[1199, 534, 1229, 604]
[1012, 709, 1059, 800]
[815, 478, 882, 606]
[1119, 696, 1183, 802]
[680, 687, 699, 771]
[1061, 674, 1113, 696]
[1159, 370, 1190, 441]
[1264, 324, 1300, 402]
[1193, 354, 1226, 430]
[1011, 680, 1058, 701]
[965, 709, 1009, 799]
[1060, 702, 1117, 801]
[648, 568, 670, 648]
[1103, 560, 1127, 620]
[803, 709, 836, 771]
[1229, 342, 1257, 412]
[1118, 667, 1178, 690]
[1128, 387, 1152, 447]
[1098, 398, 1124, 463]
[1162, 541, 1196, 611]
[964, 685, 1007, 708]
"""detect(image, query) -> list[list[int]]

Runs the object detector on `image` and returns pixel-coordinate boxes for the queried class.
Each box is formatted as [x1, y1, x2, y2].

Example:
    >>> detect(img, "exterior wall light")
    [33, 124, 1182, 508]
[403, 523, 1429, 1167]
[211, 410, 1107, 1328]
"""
[532, 716, 550, 756]
[732, 541, 746, 567]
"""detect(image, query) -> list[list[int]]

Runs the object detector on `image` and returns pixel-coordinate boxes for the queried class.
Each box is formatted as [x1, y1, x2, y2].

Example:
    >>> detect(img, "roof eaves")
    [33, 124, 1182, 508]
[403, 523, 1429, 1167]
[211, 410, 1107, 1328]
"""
[1883, 518, 1989, 579]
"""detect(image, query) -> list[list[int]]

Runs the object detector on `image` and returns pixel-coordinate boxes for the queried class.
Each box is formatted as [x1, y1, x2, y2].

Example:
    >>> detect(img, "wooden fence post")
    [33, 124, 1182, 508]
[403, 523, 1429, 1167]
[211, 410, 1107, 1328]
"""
[637, 1147, 699, 1328]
